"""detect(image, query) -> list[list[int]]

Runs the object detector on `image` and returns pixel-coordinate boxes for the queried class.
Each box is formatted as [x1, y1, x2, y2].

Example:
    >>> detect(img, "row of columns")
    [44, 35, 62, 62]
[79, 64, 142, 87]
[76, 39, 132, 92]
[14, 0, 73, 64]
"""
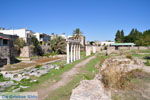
[67, 43, 81, 64]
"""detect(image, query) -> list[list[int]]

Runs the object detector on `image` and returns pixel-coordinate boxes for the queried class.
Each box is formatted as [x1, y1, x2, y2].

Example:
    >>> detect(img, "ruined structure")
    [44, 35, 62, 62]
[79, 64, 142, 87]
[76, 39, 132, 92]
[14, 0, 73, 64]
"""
[66, 39, 81, 63]
[0, 33, 18, 67]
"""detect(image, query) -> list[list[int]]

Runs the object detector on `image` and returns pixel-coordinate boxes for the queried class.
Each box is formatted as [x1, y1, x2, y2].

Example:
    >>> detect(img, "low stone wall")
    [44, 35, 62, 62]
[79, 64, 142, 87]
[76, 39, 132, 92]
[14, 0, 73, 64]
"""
[86, 46, 102, 56]
[0, 58, 7, 67]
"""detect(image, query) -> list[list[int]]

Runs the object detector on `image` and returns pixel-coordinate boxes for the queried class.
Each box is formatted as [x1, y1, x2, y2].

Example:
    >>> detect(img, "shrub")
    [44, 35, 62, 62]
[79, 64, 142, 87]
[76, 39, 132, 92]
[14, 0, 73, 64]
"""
[145, 60, 150, 66]
[0, 73, 5, 81]
[126, 54, 132, 59]
[19, 79, 31, 86]
[101, 68, 143, 89]
[35, 65, 42, 68]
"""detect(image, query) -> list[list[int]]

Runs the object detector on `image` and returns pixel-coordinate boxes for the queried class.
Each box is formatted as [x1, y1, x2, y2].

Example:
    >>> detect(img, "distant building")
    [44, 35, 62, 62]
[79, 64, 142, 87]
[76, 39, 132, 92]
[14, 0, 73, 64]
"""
[111, 43, 135, 47]
[0, 28, 34, 45]
[100, 41, 115, 46]
[0, 32, 18, 46]
[110, 43, 135, 50]
[34, 32, 51, 43]
[51, 33, 67, 40]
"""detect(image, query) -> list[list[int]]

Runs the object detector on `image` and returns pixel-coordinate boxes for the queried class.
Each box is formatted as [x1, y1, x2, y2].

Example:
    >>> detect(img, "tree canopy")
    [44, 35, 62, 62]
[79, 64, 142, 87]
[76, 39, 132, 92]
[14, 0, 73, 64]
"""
[115, 28, 150, 46]
[115, 30, 124, 43]
[49, 36, 66, 54]
[73, 28, 83, 39]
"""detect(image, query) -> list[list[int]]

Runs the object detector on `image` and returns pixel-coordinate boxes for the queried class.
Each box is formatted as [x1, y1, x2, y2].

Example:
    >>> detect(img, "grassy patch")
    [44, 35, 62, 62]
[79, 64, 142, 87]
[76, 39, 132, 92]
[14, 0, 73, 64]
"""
[45, 54, 107, 100]
[0, 73, 9, 82]
[21, 55, 91, 92]
[145, 60, 150, 66]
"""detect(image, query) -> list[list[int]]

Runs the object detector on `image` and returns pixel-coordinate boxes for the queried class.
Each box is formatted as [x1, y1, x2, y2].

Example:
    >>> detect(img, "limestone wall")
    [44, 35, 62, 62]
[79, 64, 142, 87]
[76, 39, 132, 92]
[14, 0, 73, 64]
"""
[20, 46, 34, 57]
[86, 46, 102, 56]
[118, 46, 149, 50]
[86, 46, 92, 56]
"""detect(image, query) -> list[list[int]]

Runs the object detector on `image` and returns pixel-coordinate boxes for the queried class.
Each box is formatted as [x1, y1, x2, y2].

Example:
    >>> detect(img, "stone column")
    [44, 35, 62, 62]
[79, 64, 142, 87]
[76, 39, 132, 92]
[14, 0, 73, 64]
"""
[70, 44, 73, 62]
[73, 44, 76, 61]
[67, 42, 70, 64]
[79, 44, 81, 59]
[75, 44, 78, 60]
[76, 44, 78, 60]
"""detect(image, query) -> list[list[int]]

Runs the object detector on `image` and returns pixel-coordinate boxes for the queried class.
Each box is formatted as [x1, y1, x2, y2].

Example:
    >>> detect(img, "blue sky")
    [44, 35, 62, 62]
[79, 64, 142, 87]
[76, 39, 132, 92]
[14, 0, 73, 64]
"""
[0, 0, 150, 41]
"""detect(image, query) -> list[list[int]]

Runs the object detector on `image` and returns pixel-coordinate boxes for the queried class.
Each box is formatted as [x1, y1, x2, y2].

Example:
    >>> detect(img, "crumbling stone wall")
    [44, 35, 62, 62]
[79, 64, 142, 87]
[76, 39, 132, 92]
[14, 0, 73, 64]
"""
[0, 46, 10, 66]
[19, 46, 34, 57]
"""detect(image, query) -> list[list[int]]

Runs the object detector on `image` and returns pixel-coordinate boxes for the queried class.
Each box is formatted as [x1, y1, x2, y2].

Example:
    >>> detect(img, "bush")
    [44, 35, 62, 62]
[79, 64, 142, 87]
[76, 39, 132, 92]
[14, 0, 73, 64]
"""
[101, 68, 143, 89]
[19, 79, 31, 86]
[43, 52, 58, 57]
[35, 65, 42, 68]
[126, 54, 132, 59]
[145, 60, 150, 66]
[0, 73, 5, 81]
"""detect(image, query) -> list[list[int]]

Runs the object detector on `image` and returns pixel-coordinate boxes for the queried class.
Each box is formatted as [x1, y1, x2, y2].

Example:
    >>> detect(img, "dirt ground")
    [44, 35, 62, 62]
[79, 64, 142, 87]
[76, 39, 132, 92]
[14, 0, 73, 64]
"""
[1, 57, 61, 71]
[34, 55, 96, 100]
[112, 68, 150, 100]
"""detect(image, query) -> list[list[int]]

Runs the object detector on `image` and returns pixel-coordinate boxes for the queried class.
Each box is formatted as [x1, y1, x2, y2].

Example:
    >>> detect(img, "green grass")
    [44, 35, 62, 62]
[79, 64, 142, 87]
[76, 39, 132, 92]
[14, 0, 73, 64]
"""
[139, 49, 150, 53]
[19, 54, 91, 92]
[45, 54, 107, 100]
[145, 60, 150, 66]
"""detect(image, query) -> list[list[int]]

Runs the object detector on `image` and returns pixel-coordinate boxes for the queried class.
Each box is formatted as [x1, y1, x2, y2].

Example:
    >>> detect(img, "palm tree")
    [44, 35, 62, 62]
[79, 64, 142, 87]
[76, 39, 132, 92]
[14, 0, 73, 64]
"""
[73, 28, 83, 39]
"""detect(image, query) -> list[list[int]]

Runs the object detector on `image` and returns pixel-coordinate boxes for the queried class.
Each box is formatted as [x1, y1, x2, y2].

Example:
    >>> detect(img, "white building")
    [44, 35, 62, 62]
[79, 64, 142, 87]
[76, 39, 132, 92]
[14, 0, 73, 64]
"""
[100, 41, 115, 46]
[0, 28, 34, 44]
[34, 32, 50, 42]
[51, 33, 67, 40]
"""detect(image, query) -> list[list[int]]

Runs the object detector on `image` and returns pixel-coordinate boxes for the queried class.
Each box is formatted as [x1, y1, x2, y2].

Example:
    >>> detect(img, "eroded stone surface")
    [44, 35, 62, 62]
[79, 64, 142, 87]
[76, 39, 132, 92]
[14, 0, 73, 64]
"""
[70, 75, 111, 100]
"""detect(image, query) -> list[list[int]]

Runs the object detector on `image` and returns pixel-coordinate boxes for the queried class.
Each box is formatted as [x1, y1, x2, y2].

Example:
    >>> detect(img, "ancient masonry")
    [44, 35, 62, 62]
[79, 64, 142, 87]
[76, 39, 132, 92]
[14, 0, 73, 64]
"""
[0, 46, 10, 66]
[66, 39, 81, 64]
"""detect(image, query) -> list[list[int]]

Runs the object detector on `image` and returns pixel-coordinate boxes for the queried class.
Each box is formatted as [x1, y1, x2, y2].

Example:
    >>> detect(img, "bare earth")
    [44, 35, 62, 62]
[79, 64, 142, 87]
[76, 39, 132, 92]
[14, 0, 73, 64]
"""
[37, 55, 96, 100]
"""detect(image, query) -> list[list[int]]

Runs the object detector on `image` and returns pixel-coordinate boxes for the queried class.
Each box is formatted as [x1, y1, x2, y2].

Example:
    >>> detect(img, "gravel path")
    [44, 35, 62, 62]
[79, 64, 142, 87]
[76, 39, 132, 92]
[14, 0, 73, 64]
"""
[37, 55, 96, 100]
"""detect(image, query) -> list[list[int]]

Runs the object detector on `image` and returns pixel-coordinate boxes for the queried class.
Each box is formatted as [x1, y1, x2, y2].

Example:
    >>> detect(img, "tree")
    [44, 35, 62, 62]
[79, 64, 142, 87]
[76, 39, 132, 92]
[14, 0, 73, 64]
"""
[120, 30, 124, 42]
[49, 36, 66, 54]
[115, 28, 150, 46]
[31, 37, 43, 56]
[89, 41, 95, 45]
[142, 30, 150, 46]
[128, 28, 142, 43]
[14, 38, 26, 49]
[115, 30, 124, 43]
[73, 28, 83, 39]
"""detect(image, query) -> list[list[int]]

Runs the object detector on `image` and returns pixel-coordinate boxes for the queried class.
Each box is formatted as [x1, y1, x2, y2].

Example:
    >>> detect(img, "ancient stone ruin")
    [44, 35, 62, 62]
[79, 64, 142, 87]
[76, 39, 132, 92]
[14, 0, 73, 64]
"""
[70, 55, 144, 100]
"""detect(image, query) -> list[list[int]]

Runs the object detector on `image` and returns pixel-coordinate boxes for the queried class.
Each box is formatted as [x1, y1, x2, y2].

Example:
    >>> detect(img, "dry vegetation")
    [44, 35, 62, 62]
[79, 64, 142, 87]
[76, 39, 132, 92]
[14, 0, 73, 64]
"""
[2, 57, 60, 71]
[100, 52, 150, 100]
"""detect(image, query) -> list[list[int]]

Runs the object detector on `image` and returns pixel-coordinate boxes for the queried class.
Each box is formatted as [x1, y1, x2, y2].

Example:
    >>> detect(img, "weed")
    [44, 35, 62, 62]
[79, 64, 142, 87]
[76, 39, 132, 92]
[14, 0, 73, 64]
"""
[145, 60, 150, 66]
[126, 54, 132, 59]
